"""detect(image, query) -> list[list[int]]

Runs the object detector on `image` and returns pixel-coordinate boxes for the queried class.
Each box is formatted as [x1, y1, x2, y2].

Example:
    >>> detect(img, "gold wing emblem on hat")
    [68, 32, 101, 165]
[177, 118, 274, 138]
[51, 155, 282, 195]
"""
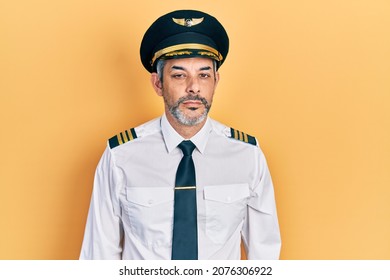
[172, 17, 204, 27]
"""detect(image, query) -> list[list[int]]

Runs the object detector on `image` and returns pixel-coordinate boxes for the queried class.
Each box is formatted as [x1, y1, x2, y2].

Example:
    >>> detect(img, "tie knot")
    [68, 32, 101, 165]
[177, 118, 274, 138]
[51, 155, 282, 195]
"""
[178, 140, 196, 156]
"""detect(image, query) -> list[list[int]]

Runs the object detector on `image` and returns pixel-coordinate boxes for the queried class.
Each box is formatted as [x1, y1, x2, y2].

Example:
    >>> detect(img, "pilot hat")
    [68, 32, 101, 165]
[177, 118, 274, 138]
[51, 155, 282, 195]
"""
[140, 10, 229, 73]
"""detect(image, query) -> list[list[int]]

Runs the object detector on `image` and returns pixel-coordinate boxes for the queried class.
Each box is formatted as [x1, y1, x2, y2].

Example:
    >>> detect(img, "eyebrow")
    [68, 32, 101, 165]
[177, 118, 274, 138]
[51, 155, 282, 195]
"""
[171, 66, 212, 71]
[171, 66, 185, 71]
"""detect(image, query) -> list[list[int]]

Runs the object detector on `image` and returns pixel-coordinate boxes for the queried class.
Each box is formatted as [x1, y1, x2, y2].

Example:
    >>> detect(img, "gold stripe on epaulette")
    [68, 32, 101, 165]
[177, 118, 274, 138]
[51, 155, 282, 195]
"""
[233, 129, 237, 140]
[120, 132, 126, 143]
[127, 129, 134, 141]
[234, 129, 247, 142]
[109, 127, 138, 149]
[231, 128, 256, 145]
[243, 132, 248, 143]
[118, 134, 123, 145]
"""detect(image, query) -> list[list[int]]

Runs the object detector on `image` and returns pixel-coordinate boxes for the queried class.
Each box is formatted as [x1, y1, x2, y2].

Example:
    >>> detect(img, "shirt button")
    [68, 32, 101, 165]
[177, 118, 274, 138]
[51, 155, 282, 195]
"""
[148, 199, 154, 205]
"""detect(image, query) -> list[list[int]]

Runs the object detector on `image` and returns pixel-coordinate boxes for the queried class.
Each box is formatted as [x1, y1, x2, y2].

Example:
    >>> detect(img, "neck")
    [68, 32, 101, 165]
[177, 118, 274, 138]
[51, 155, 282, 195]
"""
[165, 112, 207, 139]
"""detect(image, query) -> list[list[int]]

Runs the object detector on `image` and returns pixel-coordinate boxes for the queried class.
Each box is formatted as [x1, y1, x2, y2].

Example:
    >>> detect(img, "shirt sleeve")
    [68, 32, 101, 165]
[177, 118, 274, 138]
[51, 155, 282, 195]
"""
[241, 146, 281, 259]
[79, 146, 124, 259]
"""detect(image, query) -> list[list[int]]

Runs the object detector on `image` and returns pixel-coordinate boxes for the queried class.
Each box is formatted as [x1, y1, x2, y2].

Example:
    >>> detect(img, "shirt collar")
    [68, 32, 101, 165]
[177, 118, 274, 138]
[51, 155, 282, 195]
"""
[161, 113, 212, 154]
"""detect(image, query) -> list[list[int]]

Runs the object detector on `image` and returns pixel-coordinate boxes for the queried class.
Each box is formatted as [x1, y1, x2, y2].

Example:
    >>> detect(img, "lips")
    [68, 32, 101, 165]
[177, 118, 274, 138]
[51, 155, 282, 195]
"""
[179, 95, 207, 106]
[183, 100, 202, 106]
[182, 101, 202, 111]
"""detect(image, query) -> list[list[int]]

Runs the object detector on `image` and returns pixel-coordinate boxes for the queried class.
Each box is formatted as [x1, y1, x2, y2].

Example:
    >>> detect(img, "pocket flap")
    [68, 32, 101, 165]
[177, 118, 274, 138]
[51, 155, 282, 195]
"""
[126, 187, 173, 207]
[204, 183, 250, 203]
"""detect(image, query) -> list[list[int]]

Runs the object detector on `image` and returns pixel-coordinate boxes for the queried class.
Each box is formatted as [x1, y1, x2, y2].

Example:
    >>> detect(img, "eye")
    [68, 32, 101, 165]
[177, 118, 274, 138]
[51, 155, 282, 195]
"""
[199, 73, 211, 79]
[171, 73, 186, 79]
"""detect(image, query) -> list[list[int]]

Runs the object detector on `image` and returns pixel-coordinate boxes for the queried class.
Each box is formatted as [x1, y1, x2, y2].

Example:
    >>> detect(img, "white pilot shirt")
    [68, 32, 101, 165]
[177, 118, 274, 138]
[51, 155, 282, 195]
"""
[80, 114, 281, 260]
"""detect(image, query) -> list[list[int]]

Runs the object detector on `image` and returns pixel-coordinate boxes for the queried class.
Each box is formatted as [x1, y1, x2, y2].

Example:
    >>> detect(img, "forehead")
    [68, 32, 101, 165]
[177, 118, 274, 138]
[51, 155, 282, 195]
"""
[164, 57, 214, 70]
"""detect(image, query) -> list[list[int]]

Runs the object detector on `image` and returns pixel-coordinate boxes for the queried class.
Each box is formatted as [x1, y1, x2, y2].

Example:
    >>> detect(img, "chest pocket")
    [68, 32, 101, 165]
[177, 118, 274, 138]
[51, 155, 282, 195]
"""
[125, 187, 174, 246]
[203, 184, 250, 244]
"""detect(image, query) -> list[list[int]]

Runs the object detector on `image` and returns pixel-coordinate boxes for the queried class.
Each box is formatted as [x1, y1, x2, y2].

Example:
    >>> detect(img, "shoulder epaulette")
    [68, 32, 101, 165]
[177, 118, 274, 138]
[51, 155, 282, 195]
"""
[109, 128, 138, 149]
[230, 128, 257, 146]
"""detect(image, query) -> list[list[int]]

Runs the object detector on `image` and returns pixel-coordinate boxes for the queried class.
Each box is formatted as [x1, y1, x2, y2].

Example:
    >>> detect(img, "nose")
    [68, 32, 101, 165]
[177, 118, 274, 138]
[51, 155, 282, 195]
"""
[186, 77, 200, 95]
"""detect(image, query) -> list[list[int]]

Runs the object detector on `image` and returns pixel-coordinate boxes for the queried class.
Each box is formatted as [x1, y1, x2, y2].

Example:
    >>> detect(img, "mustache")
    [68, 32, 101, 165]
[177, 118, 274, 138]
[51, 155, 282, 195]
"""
[176, 95, 209, 107]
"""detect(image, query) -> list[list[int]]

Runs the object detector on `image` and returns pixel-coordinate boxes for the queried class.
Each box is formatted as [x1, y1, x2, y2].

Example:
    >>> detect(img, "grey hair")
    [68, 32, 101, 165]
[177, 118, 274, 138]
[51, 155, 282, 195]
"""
[156, 59, 166, 83]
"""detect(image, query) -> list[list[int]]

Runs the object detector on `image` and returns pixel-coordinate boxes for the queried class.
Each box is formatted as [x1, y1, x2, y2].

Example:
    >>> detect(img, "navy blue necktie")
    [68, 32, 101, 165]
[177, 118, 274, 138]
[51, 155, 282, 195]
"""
[171, 140, 198, 260]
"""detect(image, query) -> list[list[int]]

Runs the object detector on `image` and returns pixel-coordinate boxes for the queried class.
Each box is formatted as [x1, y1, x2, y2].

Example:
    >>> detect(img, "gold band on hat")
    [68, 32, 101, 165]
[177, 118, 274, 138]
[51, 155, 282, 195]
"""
[151, 43, 223, 66]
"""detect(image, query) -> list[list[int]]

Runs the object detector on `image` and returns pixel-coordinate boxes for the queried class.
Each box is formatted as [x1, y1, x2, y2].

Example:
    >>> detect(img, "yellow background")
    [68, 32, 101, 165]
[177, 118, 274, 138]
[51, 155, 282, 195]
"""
[1, 0, 389, 259]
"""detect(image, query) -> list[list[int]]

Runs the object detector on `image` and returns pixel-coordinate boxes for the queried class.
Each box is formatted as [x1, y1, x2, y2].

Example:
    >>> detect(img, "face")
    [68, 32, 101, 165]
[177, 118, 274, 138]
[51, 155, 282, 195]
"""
[152, 57, 220, 126]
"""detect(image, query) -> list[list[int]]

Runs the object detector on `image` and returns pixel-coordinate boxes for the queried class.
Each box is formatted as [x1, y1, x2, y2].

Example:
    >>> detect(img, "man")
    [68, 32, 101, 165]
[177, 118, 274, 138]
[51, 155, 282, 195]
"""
[80, 9, 281, 260]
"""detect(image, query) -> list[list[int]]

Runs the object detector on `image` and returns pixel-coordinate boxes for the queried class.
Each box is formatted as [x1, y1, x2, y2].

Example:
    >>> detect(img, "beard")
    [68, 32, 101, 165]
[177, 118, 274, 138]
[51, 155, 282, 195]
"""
[164, 94, 212, 126]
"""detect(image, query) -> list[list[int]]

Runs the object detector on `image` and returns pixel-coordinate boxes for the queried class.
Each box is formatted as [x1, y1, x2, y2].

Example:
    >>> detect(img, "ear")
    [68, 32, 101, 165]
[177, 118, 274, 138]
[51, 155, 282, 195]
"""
[150, 73, 163, 96]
